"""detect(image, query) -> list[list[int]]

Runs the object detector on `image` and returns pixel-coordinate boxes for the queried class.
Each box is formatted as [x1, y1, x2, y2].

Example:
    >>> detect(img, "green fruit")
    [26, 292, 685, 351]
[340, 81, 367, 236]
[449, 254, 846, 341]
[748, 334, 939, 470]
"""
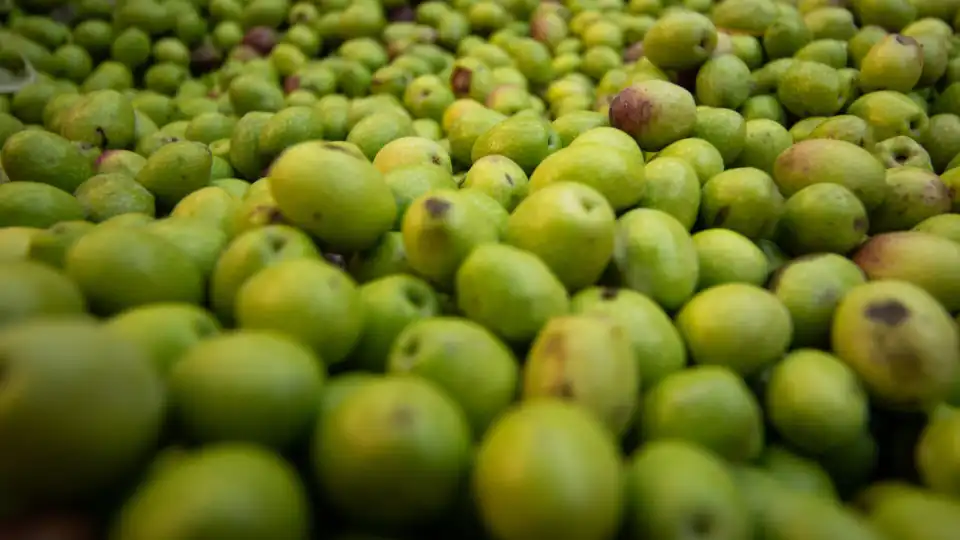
[777, 60, 847, 117]
[229, 111, 273, 180]
[624, 440, 751, 540]
[97, 149, 147, 177]
[349, 274, 441, 372]
[696, 54, 752, 109]
[229, 74, 285, 115]
[472, 110, 560, 174]
[461, 154, 529, 211]
[763, 13, 813, 59]
[373, 136, 453, 175]
[873, 135, 933, 170]
[700, 167, 784, 240]
[733, 118, 792, 174]
[26, 220, 95, 269]
[770, 253, 867, 348]
[169, 330, 325, 448]
[916, 409, 960, 497]
[0, 129, 94, 192]
[387, 316, 518, 437]
[145, 217, 228, 278]
[776, 183, 868, 255]
[766, 349, 869, 454]
[870, 167, 952, 233]
[473, 401, 624, 540]
[171, 186, 239, 234]
[136, 140, 213, 209]
[852, 231, 960, 312]
[773, 138, 888, 211]
[74, 172, 156, 222]
[269, 141, 397, 252]
[210, 225, 320, 325]
[313, 376, 471, 528]
[760, 445, 838, 499]
[914, 214, 960, 243]
[346, 110, 416, 161]
[529, 141, 646, 212]
[610, 208, 699, 311]
[61, 89, 137, 150]
[677, 283, 793, 376]
[694, 106, 747, 165]
[235, 258, 363, 365]
[643, 365, 764, 462]
[106, 303, 221, 375]
[456, 243, 570, 343]
[864, 483, 960, 540]
[384, 165, 458, 229]
[523, 315, 639, 435]
[642, 11, 718, 70]
[572, 287, 687, 390]
[505, 182, 616, 291]
[609, 80, 698, 151]
[859, 34, 924, 93]
[65, 226, 204, 315]
[0, 319, 163, 505]
[111, 444, 309, 540]
[657, 137, 725, 186]
[831, 279, 960, 410]
[552, 110, 609, 147]
[0, 182, 84, 228]
[401, 189, 499, 289]
[848, 90, 929, 143]
[636, 156, 701, 230]
[693, 228, 769, 289]
[0, 260, 86, 328]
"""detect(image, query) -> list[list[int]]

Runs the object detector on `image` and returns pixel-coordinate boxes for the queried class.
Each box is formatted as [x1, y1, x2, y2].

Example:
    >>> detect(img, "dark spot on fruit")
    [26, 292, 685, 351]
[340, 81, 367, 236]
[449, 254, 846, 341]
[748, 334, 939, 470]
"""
[283, 75, 301, 94]
[424, 197, 452, 218]
[689, 510, 715, 536]
[190, 41, 223, 76]
[697, 34, 712, 51]
[387, 4, 416, 21]
[450, 66, 473, 97]
[854, 216, 868, 232]
[865, 299, 910, 326]
[601, 287, 619, 300]
[553, 380, 576, 398]
[608, 86, 654, 138]
[430, 154, 442, 165]
[401, 336, 420, 357]
[624, 42, 645, 62]
[254, 205, 286, 225]
[324, 252, 346, 269]
[712, 206, 731, 227]
[391, 405, 416, 427]
[322, 143, 354, 156]
[192, 317, 218, 338]
[95, 126, 108, 148]
[404, 286, 427, 309]
[894, 34, 915, 46]
[893, 151, 907, 164]
[579, 196, 597, 212]
[242, 26, 278, 56]
[504, 173, 514, 186]
[541, 332, 566, 358]
[266, 233, 287, 252]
